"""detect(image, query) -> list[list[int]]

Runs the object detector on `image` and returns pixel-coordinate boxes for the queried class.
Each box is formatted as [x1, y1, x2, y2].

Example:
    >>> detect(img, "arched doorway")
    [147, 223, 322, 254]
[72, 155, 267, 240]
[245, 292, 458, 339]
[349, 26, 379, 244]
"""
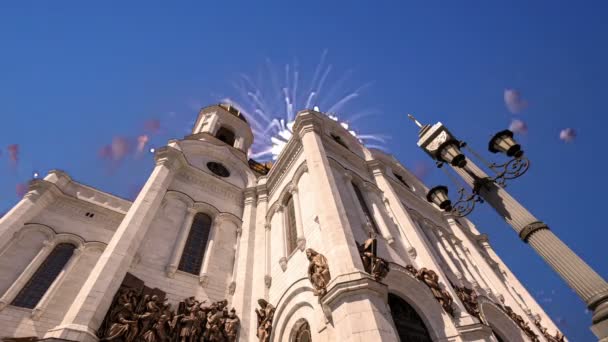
[388, 293, 432, 342]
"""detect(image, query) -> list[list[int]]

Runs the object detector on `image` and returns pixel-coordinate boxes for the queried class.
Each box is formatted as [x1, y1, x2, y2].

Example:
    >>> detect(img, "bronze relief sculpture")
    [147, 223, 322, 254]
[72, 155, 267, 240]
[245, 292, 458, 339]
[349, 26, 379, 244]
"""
[502, 305, 539, 342]
[306, 248, 331, 297]
[98, 273, 240, 342]
[533, 316, 565, 342]
[416, 267, 455, 317]
[358, 233, 390, 282]
[452, 285, 480, 319]
[255, 298, 275, 342]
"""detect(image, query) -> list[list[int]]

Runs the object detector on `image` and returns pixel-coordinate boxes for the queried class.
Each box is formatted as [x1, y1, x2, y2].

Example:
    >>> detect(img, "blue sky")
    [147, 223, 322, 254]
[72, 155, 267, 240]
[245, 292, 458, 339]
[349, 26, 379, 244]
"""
[1, 2, 606, 340]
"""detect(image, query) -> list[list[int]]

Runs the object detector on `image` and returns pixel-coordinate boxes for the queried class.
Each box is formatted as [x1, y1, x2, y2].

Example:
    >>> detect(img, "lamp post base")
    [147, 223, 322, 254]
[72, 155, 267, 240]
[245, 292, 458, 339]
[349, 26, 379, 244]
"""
[592, 300, 608, 340]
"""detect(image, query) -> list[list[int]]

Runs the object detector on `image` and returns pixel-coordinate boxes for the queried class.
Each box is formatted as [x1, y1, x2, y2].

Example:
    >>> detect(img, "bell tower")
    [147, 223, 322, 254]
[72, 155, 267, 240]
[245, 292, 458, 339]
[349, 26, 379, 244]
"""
[191, 103, 254, 156]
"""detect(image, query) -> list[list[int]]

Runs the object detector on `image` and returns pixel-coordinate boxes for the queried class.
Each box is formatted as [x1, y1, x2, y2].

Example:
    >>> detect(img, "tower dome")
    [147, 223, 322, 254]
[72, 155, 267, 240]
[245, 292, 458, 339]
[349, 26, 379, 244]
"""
[191, 103, 254, 154]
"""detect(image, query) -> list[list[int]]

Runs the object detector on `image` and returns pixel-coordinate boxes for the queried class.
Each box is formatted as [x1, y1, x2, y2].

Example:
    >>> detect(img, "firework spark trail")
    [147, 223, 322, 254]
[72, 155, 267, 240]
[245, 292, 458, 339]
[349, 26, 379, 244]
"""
[222, 52, 386, 161]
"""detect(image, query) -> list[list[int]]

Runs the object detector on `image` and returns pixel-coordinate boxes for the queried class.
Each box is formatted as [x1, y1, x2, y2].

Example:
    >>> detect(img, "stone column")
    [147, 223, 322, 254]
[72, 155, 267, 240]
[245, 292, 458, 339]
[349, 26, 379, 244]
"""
[44, 146, 181, 342]
[289, 185, 306, 251]
[276, 206, 288, 271]
[453, 239, 491, 291]
[424, 226, 463, 285]
[437, 230, 478, 287]
[232, 188, 256, 342]
[248, 184, 268, 342]
[343, 173, 373, 234]
[166, 207, 197, 278]
[228, 227, 242, 296]
[0, 170, 67, 253]
[383, 197, 416, 263]
[452, 158, 608, 339]
[294, 110, 401, 341]
[294, 111, 362, 274]
[448, 235, 481, 289]
[199, 217, 222, 287]
[0, 239, 55, 311]
[362, 183, 395, 244]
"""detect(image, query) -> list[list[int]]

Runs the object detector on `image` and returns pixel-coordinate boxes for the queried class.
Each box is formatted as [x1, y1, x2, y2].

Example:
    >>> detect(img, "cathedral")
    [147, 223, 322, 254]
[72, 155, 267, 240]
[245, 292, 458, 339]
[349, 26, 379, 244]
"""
[0, 104, 566, 341]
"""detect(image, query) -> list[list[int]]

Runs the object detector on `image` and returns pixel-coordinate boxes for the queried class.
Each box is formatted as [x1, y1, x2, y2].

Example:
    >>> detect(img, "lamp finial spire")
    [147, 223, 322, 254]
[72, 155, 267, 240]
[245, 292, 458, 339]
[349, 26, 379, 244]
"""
[407, 113, 424, 128]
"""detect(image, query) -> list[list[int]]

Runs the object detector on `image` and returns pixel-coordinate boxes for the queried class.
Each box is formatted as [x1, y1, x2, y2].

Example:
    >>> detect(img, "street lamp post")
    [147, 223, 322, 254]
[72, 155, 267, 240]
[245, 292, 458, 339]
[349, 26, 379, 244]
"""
[409, 115, 608, 340]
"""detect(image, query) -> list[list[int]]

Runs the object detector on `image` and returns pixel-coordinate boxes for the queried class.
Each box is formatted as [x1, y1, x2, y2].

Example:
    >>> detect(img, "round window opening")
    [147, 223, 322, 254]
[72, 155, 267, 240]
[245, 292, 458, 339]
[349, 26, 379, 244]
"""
[207, 162, 230, 178]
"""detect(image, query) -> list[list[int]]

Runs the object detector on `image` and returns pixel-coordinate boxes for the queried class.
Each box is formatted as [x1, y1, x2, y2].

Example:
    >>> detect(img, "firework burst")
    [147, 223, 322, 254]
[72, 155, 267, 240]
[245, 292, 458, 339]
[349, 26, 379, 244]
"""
[220, 51, 388, 161]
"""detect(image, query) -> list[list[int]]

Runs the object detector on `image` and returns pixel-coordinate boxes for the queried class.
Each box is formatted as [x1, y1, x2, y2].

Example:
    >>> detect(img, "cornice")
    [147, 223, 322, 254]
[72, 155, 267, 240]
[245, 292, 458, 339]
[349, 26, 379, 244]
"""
[175, 170, 243, 203]
[266, 141, 303, 196]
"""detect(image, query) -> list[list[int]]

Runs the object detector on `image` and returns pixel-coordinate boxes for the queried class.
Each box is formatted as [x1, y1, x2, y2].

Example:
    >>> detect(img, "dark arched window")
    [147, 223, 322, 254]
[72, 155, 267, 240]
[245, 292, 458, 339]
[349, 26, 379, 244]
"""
[178, 213, 213, 275]
[285, 195, 298, 254]
[388, 293, 432, 342]
[393, 172, 410, 189]
[292, 319, 312, 342]
[216, 126, 236, 146]
[12, 243, 75, 309]
[351, 182, 379, 234]
[492, 330, 506, 342]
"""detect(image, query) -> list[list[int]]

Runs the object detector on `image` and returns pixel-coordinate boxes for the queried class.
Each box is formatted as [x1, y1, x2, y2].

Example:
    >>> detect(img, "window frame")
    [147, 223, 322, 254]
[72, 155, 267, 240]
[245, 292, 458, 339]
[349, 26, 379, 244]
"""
[178, 212, 213, 275]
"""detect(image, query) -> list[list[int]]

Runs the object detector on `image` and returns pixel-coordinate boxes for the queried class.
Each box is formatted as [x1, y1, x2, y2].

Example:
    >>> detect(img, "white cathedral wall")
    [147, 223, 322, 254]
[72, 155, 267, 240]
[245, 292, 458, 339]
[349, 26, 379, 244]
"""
[0, 197, 116, 339]
[128, 172, 242, 305]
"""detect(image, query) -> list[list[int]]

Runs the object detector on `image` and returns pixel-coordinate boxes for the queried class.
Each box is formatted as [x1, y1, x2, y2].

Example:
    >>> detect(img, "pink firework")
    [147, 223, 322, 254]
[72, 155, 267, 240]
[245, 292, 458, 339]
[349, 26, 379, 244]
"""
[509, 119, 528, 134]
[504, 89, 528, 114]
[7, 144, 19, 165]
[559, 128, 576, 142]
[15, 183, 28, 197]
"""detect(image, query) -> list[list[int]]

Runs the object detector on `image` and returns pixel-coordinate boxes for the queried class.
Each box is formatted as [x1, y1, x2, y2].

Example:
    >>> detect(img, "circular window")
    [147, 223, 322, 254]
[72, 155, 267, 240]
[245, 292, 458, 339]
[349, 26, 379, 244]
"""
[207, 162, 230, 178]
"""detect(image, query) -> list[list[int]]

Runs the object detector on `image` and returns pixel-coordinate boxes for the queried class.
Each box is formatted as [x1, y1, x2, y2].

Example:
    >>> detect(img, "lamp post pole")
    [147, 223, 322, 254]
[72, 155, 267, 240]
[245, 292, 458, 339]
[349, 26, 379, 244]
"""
[412, 117, 608, 340]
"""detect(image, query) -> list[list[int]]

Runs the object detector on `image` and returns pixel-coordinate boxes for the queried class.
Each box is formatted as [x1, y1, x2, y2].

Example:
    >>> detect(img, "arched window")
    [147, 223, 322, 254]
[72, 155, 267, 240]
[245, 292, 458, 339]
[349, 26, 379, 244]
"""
[393, 172, 410, 189]
[216, 126, 236, 146]
[285, 195, 298, 255]
[492, 330, 506, 342]
[12, 243, 76, 309]
[351, 182, 379, 234]
[178, 213, 213, 275]
[291, 319, 312, 342]
[388, 293, 432, 342]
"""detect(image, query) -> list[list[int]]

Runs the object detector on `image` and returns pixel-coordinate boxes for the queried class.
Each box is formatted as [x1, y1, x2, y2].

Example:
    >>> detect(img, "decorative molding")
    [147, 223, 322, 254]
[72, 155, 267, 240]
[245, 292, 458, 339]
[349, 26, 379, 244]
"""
[264, 275, 272, 288]
[279, 257, 288, 272]
[518, 221, 549, 242]
[199, 274, 209, 287]
[266, 145, 304, 196]
[228, 281, 236, 295]
[47, 196, 124, 229]
[175, 171, 243, 203]
[297, 237, 307, 252]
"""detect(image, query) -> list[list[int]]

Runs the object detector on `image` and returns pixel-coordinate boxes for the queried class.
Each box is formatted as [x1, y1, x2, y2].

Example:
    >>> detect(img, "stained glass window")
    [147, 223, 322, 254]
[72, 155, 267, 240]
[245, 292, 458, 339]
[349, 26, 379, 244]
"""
[178, 213, 213, 275]
[12, 243, 75, 309]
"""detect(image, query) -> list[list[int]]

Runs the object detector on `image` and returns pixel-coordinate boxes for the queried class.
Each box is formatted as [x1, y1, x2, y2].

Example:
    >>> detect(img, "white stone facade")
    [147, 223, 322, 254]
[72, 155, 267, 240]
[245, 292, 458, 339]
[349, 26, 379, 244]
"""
[0, 105, 564, 341]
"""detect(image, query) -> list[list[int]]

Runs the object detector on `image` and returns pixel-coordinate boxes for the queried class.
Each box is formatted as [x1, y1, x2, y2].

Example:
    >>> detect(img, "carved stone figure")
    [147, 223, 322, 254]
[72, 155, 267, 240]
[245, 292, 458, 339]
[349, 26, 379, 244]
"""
[533, 316, 565, 342]
[358, 233, 390, 281]
[255, 299, 275, 342]
[503, 305, 539, 342]
[100, 303, 141, 341]
[98, 273, 240, 342]
[404, 264, 418, 277]
[306, 248, 331, 297]
[453, 285, 480, 319]
[416, 268, 454, 316]
[224, 308, 240, 342]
